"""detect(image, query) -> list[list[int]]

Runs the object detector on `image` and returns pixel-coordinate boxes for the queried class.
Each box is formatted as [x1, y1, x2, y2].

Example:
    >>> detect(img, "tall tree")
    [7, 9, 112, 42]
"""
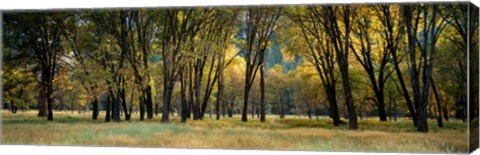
[241, 7, 281, 122]
[374, 4, 417, 126]
[323, 5, 358, 129]
[402, 3, 448, 132]
[349, 5, 396, 121]
[439, 3, 479, 123]
[59, 12, 104, 120]
[161, 8, 207, 123]
[287, 6, 341, 126]
[129, 9, 157, 120]
[4, 13, 69, 120]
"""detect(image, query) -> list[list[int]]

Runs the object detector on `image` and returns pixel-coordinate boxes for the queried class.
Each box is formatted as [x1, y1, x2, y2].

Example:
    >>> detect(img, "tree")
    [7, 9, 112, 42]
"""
[241, 7, 281, 122]
[323, 5, 358, 129]
[266, 64, 289, 119]
[439, 3, 479, 123]
[349, 5, 398, 121]
[402, 3, 448, 132]
[126, 10, 158, 120]
[4, 13, 70, 120]
[160, 8, 209, 123]
[59, 12, 106, 120]
[2, 56, 37, 114]
[372, 4, 418, 126]
[287, 6, 342, 126]
[87, 10, 137, 122]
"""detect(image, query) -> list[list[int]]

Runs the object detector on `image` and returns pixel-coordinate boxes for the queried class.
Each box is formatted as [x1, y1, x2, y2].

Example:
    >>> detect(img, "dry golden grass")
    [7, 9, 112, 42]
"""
[1, 110, 469, 153]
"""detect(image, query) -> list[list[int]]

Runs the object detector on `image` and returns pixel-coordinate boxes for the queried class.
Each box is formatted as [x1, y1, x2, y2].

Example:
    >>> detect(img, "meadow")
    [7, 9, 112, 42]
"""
[1, 110, 468, 153]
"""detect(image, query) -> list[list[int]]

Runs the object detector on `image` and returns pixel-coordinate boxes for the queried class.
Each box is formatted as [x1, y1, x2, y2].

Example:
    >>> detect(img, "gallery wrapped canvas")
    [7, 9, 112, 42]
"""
[1, 1, 479, 154]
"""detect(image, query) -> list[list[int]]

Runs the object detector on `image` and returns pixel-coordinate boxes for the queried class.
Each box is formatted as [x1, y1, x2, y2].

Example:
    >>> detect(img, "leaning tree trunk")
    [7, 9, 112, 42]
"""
[392, 55, 417, 126]
[431, 77, 443, 127]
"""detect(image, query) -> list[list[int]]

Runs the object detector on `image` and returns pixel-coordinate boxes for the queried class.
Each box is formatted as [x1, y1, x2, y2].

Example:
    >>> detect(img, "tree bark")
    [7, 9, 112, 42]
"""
[145, 85, 153, 119]
[37, 86, 48, 117]
[140, 96, 145, 121]
[325, 6, 357, 129]
[162, 79, 175, 123]
[92, 97, 99, 120]
[260, 59, 266, 122]
[242, 78, 250, 122]
[431, 77, 443, 127]
[105, 91, 111, 122]
[180, 70, 188, 122]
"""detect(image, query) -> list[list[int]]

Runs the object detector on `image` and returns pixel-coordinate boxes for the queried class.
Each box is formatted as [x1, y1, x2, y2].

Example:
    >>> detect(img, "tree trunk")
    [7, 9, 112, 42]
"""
[187, 65, 194, 119]
[162, 79, 174, 123]
[215, 76, 222, 120]
[222, 96, 226, 118]
[260, 61, 266, 122]
[228, 96, 235, 118]
[340, 74, 357, 129]
[393, 60, 417, 126]
[372, 83, 387, 121]
[46, 80, 54, 121]
[431, 77, 443, 127]
[443, 106, 449, 121]
[180, 71, 188, 123]
[38, 86, 48, 117]
[242, 80, 250, 122]
[155, 102, 159, 116]
[92, 97, 99, 120]
[119, 87, 130, 121]
[193, 64, 203, 120]
[145, 85, 153, 119]
[307, 108, 312, 119]
[9, 100, 14, 114]
[105, 91, 111, 122]
[140, 96, 145, 121]
[326, 86, 341, 126]
[111, 89, 120, 122]
[325, 6, 357, 129]
[403, 5, 426, 132]
[216, 56, 225, 120]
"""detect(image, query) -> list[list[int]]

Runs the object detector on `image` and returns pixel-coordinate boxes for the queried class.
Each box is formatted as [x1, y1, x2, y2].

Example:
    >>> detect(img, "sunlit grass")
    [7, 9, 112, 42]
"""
[1, 110, 468, 153]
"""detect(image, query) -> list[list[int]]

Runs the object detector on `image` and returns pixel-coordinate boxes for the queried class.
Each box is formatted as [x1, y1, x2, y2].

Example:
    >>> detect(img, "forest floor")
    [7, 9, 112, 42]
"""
[1, 110, 469, 153]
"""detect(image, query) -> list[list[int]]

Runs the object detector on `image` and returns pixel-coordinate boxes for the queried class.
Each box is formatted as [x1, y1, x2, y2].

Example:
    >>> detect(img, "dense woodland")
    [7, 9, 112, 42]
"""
[2, 3, 479, 133]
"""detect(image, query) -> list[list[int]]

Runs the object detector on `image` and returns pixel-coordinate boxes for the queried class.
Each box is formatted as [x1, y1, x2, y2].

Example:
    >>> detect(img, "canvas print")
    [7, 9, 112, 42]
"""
[1, 2, 479, 154]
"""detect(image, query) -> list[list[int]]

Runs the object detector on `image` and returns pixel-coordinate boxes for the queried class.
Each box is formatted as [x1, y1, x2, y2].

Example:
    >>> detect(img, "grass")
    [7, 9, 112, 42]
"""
[1, 110, 469, 153]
